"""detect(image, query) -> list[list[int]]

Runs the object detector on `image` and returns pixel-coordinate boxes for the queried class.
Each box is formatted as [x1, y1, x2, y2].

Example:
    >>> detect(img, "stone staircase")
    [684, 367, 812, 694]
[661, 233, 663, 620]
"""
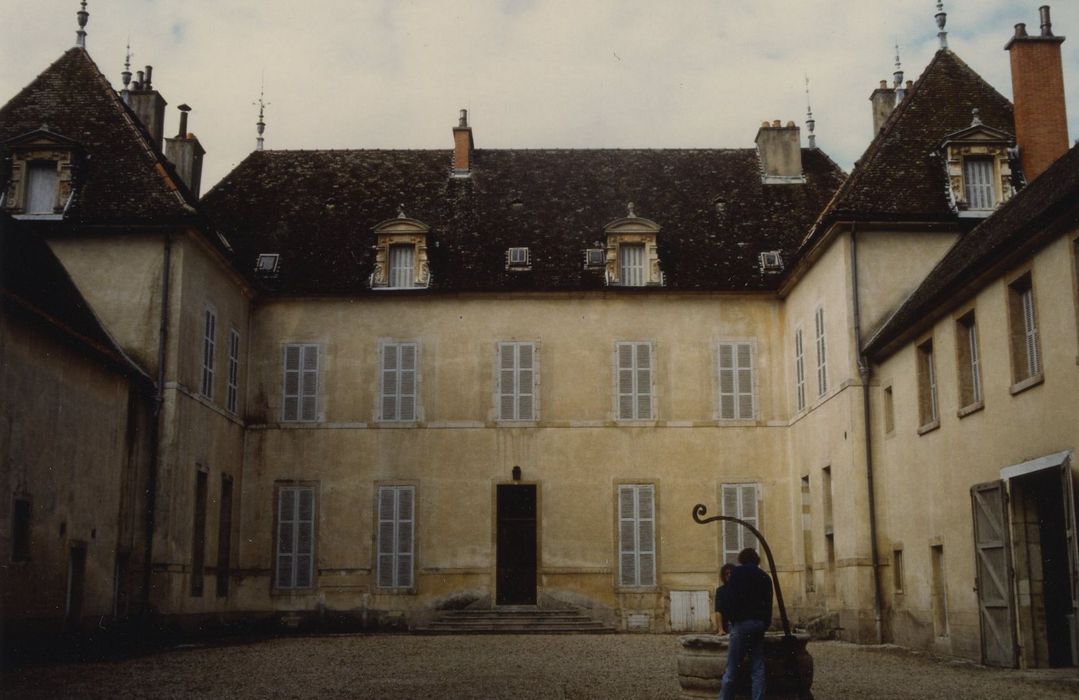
[413, 606, 616, 635]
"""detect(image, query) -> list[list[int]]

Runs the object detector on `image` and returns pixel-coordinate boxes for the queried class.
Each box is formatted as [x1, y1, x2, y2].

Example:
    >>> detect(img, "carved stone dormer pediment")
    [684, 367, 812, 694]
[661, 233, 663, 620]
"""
[938, 117, 1015, 217]
[369, 211, 432, 289]
[603, 204, 664, 287]
[3, 127, 80, 218]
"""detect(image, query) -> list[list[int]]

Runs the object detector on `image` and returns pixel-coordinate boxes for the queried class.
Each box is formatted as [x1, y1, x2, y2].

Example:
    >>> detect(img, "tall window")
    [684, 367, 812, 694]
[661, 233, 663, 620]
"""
[282, 344, 319, 422]
[718, 342, 755, 420]
[376, 486, 415, 589]
[917, 339, 939, 427]
[721, 483, 759, 564]
[931, 544, 948, 637]
[201, 306, 216, 398]
[12, 497, 31, 562]
[216, 474, 233, 598]
[814, 307, 828, 397]
[893, 548, 905, 594]
[956, 312, 982, 409]
[25, 161, 58, 214]
[497, 342, 537, 421]
[1008, 274, 1041, 383]
[616, 342, 653, 420]
[794, 327, 806, 412]
[226, 329, 241, 414]
[963, 158, 995, 210]
[618, 484, 656, 587]
[882, 384, 895, 434]
[801, 477, 813, 593]
[380, 342, 418, 422]
[388, 244, 415, 288]
[191, 470, 208, 597]
[620, 244, 646, 286]
[275, 486, 315, 589]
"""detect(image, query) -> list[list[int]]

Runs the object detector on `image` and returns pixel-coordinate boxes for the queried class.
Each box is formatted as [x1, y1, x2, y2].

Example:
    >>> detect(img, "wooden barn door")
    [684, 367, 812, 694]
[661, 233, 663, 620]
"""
[971, 480, 1017, 667]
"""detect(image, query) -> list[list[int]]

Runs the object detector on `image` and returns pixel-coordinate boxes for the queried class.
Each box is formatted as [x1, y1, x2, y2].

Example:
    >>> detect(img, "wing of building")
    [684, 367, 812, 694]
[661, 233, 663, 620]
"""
[1, 4, 1076, 670]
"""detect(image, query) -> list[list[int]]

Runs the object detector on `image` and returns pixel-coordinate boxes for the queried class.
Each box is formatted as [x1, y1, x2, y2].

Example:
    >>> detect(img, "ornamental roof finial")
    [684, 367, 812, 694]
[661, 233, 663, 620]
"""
[397, 204, 407, 219]
[121, 41, 132, 91]
[76, 1, 89, 48]
[935, 1, 949, 50]
[627, 202, 636, 218]
[254, 75, 269, 151]
[805, 73, 816, 149]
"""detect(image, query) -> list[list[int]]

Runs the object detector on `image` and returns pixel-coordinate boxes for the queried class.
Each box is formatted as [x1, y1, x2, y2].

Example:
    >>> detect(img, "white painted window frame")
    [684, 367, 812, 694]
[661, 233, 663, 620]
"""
[496, 341, 539, 422]
[717, 340, 757, 421]
[721, 482, 760, 564]
[379, 341, 420, 423]
[618, 484, 656, 588]
[615, 341, 655, 421]
[274, 485, 316, 590]
[282, 343, 320, 422]
[376, 485, 416, 590]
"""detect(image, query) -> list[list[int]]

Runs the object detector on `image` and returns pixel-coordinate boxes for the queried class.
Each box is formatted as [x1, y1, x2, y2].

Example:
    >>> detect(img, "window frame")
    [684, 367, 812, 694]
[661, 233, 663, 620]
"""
[954, 310, 984, 416]
[375, 484, 417, 592]
[616, 483, 658, 590]
[379, 340, 420, 423]
[281, 343, 321, 423]
[619, 243, 647, 287]
[24, 160, 60, 215]
[226, 327, 241, 415]
[814, 306, 828, 397]
[272, 483, 318, 592]
[720, 482, 760, 565]
[916, 337, 940, 433]
[962, 156, 997, 211]
[1007, 271, 1044, 393]
[717, 340, 756, 421]
[388, 243, 417, 289]
[614, 341, 655, 422]
[200, 305, 216, 399]
[794, 326, 806, 413]
[495, 341, 539, 423]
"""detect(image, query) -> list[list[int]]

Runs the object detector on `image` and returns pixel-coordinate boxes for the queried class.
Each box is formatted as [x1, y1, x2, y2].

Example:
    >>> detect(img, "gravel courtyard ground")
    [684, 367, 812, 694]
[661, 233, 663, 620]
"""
[3, 634, 1078, 699]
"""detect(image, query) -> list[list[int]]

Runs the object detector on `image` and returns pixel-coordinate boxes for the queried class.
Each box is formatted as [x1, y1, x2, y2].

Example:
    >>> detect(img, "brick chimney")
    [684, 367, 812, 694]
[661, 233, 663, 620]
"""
[755, 120, 804, 183]
[164, 104, 205, 198]
[452, 109, 474, 177]
[1005, 6, 1069, 181]
[128, 65, 167, 151]
[870, 80, 897, 135]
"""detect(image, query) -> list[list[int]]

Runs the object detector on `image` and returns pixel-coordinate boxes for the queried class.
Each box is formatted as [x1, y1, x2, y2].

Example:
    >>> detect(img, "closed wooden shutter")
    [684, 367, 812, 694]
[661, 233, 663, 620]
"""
[498, 343, 536, 421]
[1021, 288, 1040, 376]
[619, 484, 655, 587]
[794, 328, 806, 411]
[382, 343, 418, 421]
[388, 244, 415, 288]
[971, 481, 1016, 666]
[722, 483, 759, 564]
[276, 486, 315, 589]
[620, 243, 645, 286]
[26, 161, 58, 214]
[964, 158, 995, 209]
[719, 342, 755, 419]
[300, 345, 319, 421]
[815, 307, 828, 396]
[283, 345, 300, 421]
[378, 486, 415, 588]
[617, 343, 652, 420]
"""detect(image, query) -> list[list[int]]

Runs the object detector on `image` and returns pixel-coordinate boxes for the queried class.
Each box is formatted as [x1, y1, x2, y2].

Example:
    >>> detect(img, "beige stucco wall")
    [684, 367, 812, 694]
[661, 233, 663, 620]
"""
[872, 229, 1079, 663]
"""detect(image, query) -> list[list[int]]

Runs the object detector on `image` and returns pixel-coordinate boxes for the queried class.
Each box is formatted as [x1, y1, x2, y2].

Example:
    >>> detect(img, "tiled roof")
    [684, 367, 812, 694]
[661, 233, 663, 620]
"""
[0, 48, 197, 225]
[866, 142, 1079, 359]
[201, 147, 844, 295]
[804, 49, 1014, 236]
[0, 214, 152, 385]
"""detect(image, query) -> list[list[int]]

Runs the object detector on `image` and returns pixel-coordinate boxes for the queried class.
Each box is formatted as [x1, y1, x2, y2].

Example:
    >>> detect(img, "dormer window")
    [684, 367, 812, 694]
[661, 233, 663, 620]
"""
[939, 113, 1014, 217]
[603, 203, 664, 287]
[759, 251, 783, 273]
[370, 209, 431, 290]
[583, 249, 605, 269]
[506, 246, 531, 270]
[255, 253, 280, 275]
[3, 127, 77, 219]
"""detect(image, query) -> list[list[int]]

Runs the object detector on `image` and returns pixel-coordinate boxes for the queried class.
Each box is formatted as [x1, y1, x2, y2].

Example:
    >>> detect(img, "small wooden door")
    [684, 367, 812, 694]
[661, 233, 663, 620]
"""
[670, 591, 711, 632]
[971, 480, 1017, 667]
[496, 484, 537, 605]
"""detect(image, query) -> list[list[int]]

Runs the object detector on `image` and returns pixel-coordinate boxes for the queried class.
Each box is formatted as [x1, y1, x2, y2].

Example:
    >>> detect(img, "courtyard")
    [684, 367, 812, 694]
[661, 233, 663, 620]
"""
[3, 634, 1078, 699]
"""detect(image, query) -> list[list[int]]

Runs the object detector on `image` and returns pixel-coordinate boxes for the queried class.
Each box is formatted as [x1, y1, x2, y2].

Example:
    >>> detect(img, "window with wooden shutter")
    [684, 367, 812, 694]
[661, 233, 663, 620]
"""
[275, 486, 315, 589]
[497, 342, 537, 421]
[618, 484, 656, 587]
[794, 328, 806, 412]
[226, 329, 240, 414]
[718, 341, 755, 420]
[1007, 273, 1041, 386]
[381, 342, 418, 422]
[377, 486, 415, 589]
[956, 312, 982, 410]
[721, 483, 759, 564]
[201, 306, 216, 398]
[616, 342, 653, 421]
[963, 158, 995, 210]
[282, 344, 319, 422]
[620, 244, 646, 286]
[814, 306, 828, 397]
[917, 339, 939, 428]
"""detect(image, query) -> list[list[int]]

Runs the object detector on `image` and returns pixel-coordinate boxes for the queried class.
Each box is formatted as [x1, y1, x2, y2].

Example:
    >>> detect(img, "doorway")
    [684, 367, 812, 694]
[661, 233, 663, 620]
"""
[66, 543, 87, 631]
[496, 484, 537, 605]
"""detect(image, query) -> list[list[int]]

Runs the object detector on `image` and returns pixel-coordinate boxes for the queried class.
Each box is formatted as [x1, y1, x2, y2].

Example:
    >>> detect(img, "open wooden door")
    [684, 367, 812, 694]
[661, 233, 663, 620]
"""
[971, 480, 1017, 667]
[1060, 454, 1078, 666]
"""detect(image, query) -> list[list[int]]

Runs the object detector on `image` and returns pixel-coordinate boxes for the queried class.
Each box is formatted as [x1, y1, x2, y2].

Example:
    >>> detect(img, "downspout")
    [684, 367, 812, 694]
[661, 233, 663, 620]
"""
[850, 223, 884, 644]
[141, 231, 171, 619]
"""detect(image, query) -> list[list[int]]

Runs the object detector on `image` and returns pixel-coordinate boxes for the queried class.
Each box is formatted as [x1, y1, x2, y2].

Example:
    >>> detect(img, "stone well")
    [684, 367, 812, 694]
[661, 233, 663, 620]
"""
[676, 632, 813, 699]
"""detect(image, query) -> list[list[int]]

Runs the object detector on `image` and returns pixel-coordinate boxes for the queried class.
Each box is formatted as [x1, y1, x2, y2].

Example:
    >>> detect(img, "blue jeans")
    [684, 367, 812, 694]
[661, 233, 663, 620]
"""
[718, 619, 767, 700]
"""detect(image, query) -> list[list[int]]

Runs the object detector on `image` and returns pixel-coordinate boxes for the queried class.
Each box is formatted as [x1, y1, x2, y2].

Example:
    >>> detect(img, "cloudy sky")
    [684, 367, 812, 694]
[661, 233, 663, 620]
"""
[3, 1, 1078, 191]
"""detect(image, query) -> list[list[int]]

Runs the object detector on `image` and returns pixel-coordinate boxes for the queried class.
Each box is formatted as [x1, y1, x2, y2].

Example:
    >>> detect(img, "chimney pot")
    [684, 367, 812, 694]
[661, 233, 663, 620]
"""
[1015, 23, 1028, 38]
[452, 108, 474, 176]
[755, 120, 803, 182]
[906, 80, 913, 89]
[879, 79, 887, 89]
[177, 104, 191, 138]
[772, 119, 781, 128]
[459, 109, 468, 127]
[1040, 6, 1054, 37]
[144, 65, 153, 90]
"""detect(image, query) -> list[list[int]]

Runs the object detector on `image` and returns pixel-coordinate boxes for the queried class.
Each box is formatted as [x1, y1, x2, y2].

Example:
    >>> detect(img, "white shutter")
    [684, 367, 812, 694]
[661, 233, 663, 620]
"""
[620, 244, 645, 286]
[517, 343, 535, 420]
[399, 344, 417, 421]
[227, 329, 240, 413]
[619, 485, 655, 587]
[276, 487, 315, 589]
[377, 487, 396, 587]
[969, 322, 982, 404]
[794, 329, 806, 411]
[389, 245, 415, 288]
[636, 343, 652, 420]
[283, 345, 301, 421]
[378, 486, 415, 588]
[619, 486, 638, 586]
[718, 344, 735, 419]
[637, 485, 656, 586]
[382, 343, 418, 421]
[300, 345, 319, 421]
[26, 161, 58, 214]
[740, 484, 759, 552]
[295, 488, 314, 587]
[202, 307, 216, 398]
[815, 307, 828, 396]
[719, 343, 755, 419]
[736, 343, 754, 419]
[617, 344, 636, 420]
[1022, 288, 1040, 376]
[722, 484, 760, 563]
[276, 489, 294, 587]
[381, 344, 398, 420]
[927, 346, 939, 422]
[498, 343, 516, 420]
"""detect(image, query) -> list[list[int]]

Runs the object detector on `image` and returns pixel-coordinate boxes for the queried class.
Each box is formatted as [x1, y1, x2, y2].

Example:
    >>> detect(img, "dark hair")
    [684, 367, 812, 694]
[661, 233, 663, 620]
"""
[720, 563, 735, 581]
[737, 547, 761, 566]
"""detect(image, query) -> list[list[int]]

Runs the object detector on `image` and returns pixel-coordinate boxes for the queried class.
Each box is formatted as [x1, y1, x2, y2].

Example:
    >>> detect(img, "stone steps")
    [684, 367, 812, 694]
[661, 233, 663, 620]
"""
[414, 607, 616, 635]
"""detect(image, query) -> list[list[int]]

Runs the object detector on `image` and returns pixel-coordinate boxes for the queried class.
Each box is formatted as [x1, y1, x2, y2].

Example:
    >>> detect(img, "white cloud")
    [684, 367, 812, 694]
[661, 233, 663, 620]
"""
[3, 1, 1078, 190]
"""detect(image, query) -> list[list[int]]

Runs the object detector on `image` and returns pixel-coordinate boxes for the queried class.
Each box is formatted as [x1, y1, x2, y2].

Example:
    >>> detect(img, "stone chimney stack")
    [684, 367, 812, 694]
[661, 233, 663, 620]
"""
[164, 104, 205, 198]
[755, 120, 804, 183]
[1005, 5, 1069, 181]
[452, 109, 474, 177]
[128, 64, 167, 151]
[870, 79, 897, 135]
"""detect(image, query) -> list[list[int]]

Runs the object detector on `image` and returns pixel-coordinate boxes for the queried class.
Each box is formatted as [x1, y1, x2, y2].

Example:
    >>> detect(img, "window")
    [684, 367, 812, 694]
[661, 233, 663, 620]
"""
[718, 342, 755, 420]
[388, 244, 416, 288]
[12, 497, 31, 562]
[216, 475, 233, 598]
[506, 247, 531, 270]
[931, 544, 948, 637]
[226, 329, 240, 414]
[917, 339, 939, 429]
[201, 306, 216, 398]
[275, 485, 315, 589]
[1008, 274, 1041, 385]
[255, 253, 280, 275]
[584, 249, 605, 269]
[794, 327, 806, 412]
[25, 161, 59, 214]
[956, 312, 982, 410]
[893, 548, 904, 594]
[497, 342, 537, 421]
[721, 483, 759, 564]
[963, 157, 995, 210]
[616, 342, 653, 420]
[191, 470, 208, 597]
[822, 466, 833, 535]
[376, 486, 415, 589]
[380, 342, 418, 422]
[282, 344, 319, 422]
[618, 484, 656, 587]
[619, 244, 646, 286]
[801, 477, 813, 593]
[814, 307, 828, 397]
[882, 384, 895, 434]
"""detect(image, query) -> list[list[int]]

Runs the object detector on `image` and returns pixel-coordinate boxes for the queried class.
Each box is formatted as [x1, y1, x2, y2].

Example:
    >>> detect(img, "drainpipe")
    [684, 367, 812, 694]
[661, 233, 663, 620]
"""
[141, 231, 171, 620]
[850, 224, 884, 644]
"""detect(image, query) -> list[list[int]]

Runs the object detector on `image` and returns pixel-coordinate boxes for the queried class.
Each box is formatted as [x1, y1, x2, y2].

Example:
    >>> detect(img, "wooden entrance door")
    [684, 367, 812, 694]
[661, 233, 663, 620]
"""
[971, 481, 1017, 667]
[496, 484, 537, 605]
